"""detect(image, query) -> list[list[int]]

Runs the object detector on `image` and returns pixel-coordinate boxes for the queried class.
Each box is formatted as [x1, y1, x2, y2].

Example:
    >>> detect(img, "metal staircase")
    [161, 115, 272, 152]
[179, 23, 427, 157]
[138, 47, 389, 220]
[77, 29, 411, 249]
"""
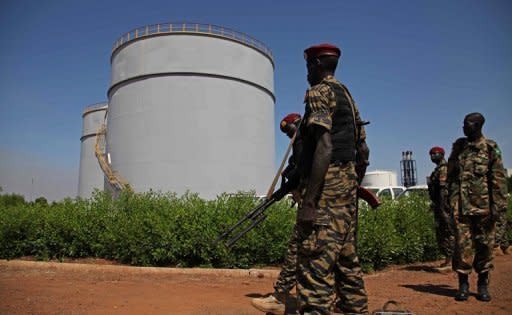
[94, 124, 131, 191]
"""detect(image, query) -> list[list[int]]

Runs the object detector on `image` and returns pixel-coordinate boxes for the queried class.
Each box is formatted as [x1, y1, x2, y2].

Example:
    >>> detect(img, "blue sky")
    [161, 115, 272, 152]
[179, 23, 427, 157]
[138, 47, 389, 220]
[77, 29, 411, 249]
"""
[1, 0, 511, 200]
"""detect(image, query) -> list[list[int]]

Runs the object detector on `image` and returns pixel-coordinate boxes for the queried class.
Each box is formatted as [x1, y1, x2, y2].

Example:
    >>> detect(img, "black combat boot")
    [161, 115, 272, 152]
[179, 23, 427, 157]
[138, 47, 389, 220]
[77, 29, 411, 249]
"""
[476, 272, 491, 302]
[454, 273, 470, 301]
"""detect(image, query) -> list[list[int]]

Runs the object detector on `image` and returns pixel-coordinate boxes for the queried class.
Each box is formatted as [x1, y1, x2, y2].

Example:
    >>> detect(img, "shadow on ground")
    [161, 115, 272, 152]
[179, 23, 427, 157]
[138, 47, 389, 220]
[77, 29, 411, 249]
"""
[401, 265, 450, 273]
[245, 293, 267, 298]
[401, 284, 457, 298]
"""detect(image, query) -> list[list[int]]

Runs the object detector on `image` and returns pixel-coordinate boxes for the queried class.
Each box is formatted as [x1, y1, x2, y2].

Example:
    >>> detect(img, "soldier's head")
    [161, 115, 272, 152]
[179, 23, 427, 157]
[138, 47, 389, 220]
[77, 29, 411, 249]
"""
[280, 113, 301, 139]
[463, 112, 485, 140]
[429, 146, 445, 164]
[304, 43, 341, 86]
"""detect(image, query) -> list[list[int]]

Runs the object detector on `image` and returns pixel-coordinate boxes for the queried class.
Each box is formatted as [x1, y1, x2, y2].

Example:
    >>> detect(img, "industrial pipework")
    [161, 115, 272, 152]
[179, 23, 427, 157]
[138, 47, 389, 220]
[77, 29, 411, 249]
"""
[400, 151, 418, 187]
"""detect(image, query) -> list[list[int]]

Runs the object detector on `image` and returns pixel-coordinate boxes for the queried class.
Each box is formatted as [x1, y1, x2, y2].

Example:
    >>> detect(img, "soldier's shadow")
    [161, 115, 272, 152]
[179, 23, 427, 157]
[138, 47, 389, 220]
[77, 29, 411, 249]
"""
[246, 293, 298, 314]
[401, 284, 457, 298]
[401, 265, 446, 273]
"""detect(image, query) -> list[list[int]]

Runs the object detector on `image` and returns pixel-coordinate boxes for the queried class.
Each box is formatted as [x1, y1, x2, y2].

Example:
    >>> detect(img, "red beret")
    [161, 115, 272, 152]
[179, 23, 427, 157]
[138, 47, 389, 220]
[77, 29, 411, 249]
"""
[280, 113, 301, 132]
[304, 43, 341, 60]
[429, 146, 445, 155]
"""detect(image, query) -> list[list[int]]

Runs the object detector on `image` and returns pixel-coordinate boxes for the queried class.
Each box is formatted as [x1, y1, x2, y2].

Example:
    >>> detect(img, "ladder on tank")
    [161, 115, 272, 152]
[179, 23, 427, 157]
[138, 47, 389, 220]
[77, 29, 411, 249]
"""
[95, 124, 131, 192]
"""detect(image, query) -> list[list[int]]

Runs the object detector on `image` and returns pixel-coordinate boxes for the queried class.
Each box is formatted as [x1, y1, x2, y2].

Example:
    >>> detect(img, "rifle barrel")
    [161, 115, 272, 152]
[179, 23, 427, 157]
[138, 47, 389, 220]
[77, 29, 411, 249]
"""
[214, 197, 276, 246]
[225, 213, 267, 248]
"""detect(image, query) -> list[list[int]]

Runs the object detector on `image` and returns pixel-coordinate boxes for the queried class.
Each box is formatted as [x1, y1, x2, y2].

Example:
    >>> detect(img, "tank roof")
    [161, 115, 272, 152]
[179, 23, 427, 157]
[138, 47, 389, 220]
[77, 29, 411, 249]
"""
[365, 170, 396, 174]
[82, 102, 108, 117]
[111, 22, 273, 65]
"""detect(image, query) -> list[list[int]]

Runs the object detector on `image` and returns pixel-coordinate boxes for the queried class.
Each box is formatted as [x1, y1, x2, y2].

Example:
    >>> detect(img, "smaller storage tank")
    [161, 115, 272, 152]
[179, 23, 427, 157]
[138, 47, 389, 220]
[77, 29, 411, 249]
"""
[361, 170, 398, 188]
[78, 103, 108, 198]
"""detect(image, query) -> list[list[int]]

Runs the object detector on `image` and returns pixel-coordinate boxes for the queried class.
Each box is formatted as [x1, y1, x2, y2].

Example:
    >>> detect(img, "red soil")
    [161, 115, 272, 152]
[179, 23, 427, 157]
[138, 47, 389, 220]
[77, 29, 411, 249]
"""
[1, 255, 511, 314]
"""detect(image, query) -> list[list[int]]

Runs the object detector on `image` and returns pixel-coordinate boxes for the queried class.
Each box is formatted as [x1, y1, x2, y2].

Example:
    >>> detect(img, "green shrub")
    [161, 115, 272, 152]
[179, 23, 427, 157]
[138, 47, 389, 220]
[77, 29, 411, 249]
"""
[4, 190, 507, 270]
[34, 197, 48, 206]
[0, 193, 26, 208]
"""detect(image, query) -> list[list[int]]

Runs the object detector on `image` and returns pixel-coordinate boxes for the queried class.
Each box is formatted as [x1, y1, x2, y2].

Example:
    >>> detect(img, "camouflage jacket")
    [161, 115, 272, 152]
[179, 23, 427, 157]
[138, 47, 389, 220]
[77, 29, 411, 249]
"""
[428, 159, 448, 210]
[299, 75, 366, 180]
[447, 136, 508, 216]
[302, 75, 366, 141]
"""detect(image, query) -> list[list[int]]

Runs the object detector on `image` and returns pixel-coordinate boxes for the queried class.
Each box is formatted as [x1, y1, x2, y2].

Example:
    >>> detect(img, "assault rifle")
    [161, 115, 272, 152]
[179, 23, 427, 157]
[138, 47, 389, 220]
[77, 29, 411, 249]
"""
[214, 185, 381, 248]
[213, 186, 288, 248]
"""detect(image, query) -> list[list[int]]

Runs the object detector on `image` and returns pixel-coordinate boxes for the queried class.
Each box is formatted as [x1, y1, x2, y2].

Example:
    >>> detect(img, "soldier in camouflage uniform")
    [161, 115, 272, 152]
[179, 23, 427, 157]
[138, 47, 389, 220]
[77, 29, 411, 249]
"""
[427, 146, 455, 269]
[296, 43, 369, 315]
[447, 112, 509, 302]
[252, 113, 303, 315]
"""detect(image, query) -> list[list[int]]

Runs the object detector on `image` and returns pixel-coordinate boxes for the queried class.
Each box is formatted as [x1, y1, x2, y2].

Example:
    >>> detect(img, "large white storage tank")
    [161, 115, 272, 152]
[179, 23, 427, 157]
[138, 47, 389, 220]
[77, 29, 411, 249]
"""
[361, 170, 398, 188]
[107, 23, 275, 198]
[78, 103, 108, 198]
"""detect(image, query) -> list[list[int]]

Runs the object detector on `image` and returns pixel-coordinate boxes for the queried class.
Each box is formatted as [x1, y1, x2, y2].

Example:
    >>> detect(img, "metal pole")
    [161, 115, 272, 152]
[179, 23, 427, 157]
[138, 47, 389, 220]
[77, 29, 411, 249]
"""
[31, 177, 34, 202]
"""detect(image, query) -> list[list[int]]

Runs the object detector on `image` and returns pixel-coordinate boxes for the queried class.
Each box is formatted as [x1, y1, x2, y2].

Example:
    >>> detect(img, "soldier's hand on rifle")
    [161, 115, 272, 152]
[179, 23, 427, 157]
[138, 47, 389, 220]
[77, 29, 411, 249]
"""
[297, 200, 316, 226]
[291, 190, 302, 204]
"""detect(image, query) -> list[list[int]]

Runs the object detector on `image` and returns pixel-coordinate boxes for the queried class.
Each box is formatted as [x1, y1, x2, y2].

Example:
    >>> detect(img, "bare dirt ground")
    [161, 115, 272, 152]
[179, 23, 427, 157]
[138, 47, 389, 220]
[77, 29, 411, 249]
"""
[1, 255, 511, 315]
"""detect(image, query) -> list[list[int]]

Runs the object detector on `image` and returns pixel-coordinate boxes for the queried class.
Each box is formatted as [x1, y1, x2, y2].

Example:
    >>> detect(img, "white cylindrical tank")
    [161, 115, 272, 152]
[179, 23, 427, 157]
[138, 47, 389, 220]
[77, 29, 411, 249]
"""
[78, 103, 108, 198]
[107, 23, 275, 198]
[361, 170, 398, 187]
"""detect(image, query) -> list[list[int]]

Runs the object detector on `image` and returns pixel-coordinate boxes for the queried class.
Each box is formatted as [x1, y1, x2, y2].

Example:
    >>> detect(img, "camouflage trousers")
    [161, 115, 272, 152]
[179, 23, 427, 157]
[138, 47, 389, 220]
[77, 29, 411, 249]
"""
[452, 215, 495, 274]
[433, 209, 455, 257]
[494, 210, 510, 250]
[297, 163, 368, 315]
[274, 225, 299, 297]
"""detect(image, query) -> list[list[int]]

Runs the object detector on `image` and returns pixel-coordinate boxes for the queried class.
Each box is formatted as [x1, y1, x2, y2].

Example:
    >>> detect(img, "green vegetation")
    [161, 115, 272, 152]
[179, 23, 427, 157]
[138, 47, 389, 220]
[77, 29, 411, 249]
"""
[0, 190, 510, 271]
[0, 192, 26, 208]
[358, 197, 437, 271]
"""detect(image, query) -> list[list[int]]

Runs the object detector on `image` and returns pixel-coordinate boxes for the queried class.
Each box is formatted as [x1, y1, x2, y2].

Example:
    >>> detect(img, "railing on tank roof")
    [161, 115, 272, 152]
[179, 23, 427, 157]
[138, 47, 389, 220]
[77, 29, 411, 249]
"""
[112, 22, 273, 61]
